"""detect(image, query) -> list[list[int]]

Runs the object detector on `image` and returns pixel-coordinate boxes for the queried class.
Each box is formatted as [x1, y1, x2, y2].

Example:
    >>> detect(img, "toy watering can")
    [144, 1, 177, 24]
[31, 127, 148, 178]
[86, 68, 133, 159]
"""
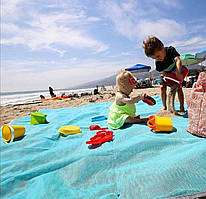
[147, 115, 173, 132]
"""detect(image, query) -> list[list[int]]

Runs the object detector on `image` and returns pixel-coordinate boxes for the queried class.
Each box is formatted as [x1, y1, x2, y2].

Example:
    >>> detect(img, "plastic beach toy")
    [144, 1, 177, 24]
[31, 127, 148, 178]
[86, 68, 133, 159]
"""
[31, 112, 48, 125]
[147, 115, 173, 132]
[91, 115, 107, 122]
[163, 66, 189, 87]
[58, 125, 81, 135]
[142, 94, 156, 106]
[41, 96, 61, 101]
[89, 125, 108, 131]
[86, 130, 113, 145]
[2, 124, 25, 143]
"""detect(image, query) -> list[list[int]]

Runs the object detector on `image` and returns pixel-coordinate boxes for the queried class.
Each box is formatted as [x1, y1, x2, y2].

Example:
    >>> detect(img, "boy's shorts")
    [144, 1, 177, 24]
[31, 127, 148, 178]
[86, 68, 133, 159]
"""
[161, 66, 188, 87]
[160, 75, 168, 86]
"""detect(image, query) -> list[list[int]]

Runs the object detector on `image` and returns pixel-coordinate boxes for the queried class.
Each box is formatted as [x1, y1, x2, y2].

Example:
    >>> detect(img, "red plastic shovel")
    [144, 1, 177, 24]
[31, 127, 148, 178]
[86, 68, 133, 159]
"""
[142, 94, 156, 106]
[89, 125, 108, 131]
[86, 131, 113, 145]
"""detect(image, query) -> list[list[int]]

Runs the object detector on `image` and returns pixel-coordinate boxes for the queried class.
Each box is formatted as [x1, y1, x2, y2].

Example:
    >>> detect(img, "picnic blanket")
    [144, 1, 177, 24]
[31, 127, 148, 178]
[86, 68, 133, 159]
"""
[1, 96, 206, 199]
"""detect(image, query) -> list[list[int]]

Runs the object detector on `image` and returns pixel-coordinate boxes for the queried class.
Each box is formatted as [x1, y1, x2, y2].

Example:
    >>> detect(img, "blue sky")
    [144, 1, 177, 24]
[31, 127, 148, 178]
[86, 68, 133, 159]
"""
[1, 0, 206, 92]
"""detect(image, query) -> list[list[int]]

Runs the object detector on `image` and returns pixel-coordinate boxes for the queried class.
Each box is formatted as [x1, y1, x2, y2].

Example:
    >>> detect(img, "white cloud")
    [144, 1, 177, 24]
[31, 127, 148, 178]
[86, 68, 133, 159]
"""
[99, 1, 186, 41]
[1, 0, 25, 21]
[169, 36, 206, 53]
[151, 0, 182, 8]
[138, 19, 186, 40]
[71, 57, 78, 62]
[1, 58, 143, 91]
[1, 1, 108, 54]
[99, 0, 142, 40]
[87, 17, 101, 22]
[170, 37, 203, 47]
[162, 0, 181, 8]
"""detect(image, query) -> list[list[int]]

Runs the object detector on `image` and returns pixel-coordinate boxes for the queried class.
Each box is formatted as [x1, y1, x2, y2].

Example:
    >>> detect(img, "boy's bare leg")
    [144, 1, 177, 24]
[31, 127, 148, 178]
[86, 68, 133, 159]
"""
[125, 116, 148, 124]
[168, 84, 178, 114]
[177, 87, 185, 112]
[160, 84, 167, 110]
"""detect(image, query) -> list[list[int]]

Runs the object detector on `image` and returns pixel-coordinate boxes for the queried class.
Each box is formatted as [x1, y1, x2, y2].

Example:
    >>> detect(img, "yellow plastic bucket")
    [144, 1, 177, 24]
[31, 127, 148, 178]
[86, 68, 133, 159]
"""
[2, 124, 25, 143]
[147, 115, 173, 132]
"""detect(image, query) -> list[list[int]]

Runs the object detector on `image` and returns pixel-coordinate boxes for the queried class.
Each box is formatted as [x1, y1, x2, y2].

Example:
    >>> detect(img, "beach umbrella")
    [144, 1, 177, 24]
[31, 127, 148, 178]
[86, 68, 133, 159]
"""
[137, 79, 144, 83]
[180, 54, 205, 66]
[125, 64, 151, 73]
[195, 47, 206, 59]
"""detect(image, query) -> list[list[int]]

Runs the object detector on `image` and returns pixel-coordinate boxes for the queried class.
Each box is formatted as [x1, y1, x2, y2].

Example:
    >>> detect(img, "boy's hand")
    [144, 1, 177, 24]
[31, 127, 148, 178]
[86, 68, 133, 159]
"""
[161, 71, 166, 76]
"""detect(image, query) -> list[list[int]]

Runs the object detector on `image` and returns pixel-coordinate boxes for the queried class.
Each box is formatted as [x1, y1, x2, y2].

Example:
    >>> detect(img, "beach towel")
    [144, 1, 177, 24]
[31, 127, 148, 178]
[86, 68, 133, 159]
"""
[186, 72, 206, 137]
[1, 96, 206, 199]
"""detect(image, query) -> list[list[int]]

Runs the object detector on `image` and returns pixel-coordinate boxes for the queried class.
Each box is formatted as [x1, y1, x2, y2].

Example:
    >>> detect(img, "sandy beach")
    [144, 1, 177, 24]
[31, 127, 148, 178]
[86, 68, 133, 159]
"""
[0, 85, 192, 127]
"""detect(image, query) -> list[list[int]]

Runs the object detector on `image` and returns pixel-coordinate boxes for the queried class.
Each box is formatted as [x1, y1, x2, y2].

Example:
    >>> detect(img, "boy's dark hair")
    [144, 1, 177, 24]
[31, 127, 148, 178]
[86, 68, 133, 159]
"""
[143, 36, 164, 57]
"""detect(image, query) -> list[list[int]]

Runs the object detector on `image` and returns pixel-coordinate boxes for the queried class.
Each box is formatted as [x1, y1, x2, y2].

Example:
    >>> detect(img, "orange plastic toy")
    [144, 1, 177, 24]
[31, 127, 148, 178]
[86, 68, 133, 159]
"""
[147, 115, 173, 132]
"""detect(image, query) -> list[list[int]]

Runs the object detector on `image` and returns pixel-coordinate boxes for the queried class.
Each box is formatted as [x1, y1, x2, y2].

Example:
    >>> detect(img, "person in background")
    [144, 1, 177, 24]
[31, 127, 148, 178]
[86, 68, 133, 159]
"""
[186, 77, 194, 88]
[94, 85, 99, 95]
[194, 71, 199, 83]
[40, 95, 45, 99]
[49, 86, 56, 98]
[101, 85, 106, 91]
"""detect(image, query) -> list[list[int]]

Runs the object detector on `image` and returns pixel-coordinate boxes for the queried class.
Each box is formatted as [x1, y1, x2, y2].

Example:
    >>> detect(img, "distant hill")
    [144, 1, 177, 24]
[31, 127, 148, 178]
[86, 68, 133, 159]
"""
[67, 64, 206, 90]
[67, 70, 161, 90]
[67, 74, 117, 90]
[136, 69, 161, 79]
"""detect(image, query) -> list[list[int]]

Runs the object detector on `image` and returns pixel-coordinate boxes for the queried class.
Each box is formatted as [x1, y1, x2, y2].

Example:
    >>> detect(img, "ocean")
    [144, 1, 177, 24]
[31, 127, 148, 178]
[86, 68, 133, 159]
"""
[1, 86, 112, 106]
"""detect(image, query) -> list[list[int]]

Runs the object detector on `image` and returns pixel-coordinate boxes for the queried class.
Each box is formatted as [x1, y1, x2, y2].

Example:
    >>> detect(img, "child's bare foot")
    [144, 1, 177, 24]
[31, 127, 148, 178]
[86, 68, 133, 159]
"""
[169, 109, 175, 114]
[161, 106, 167, 110]
[125, 116, 148, 124]
[168, 109, 180, 116]
[179, 108, 185, 112]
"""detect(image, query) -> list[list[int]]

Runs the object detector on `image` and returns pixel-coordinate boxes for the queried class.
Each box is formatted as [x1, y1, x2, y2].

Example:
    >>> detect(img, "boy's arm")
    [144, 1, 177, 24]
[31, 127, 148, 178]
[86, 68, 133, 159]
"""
[174, 56, 183, 80]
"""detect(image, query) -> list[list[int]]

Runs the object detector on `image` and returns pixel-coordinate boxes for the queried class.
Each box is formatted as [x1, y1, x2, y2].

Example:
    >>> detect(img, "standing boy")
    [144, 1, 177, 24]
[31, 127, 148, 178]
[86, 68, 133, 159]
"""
[142, 36, 185, 112]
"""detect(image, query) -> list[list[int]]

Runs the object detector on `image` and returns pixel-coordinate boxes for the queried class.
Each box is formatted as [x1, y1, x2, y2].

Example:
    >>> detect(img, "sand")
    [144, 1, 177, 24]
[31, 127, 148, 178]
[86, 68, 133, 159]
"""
[0, 85, 192, 127]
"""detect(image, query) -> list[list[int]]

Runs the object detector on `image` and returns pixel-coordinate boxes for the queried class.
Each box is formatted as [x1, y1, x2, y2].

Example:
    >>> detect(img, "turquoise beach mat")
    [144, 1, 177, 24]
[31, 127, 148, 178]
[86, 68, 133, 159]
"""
[1, 96, 206, 199]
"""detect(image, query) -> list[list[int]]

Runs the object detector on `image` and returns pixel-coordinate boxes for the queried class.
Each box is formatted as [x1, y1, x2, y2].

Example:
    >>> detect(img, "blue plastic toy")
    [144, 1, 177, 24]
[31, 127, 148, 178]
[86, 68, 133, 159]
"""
[91, 115, 107, 122]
